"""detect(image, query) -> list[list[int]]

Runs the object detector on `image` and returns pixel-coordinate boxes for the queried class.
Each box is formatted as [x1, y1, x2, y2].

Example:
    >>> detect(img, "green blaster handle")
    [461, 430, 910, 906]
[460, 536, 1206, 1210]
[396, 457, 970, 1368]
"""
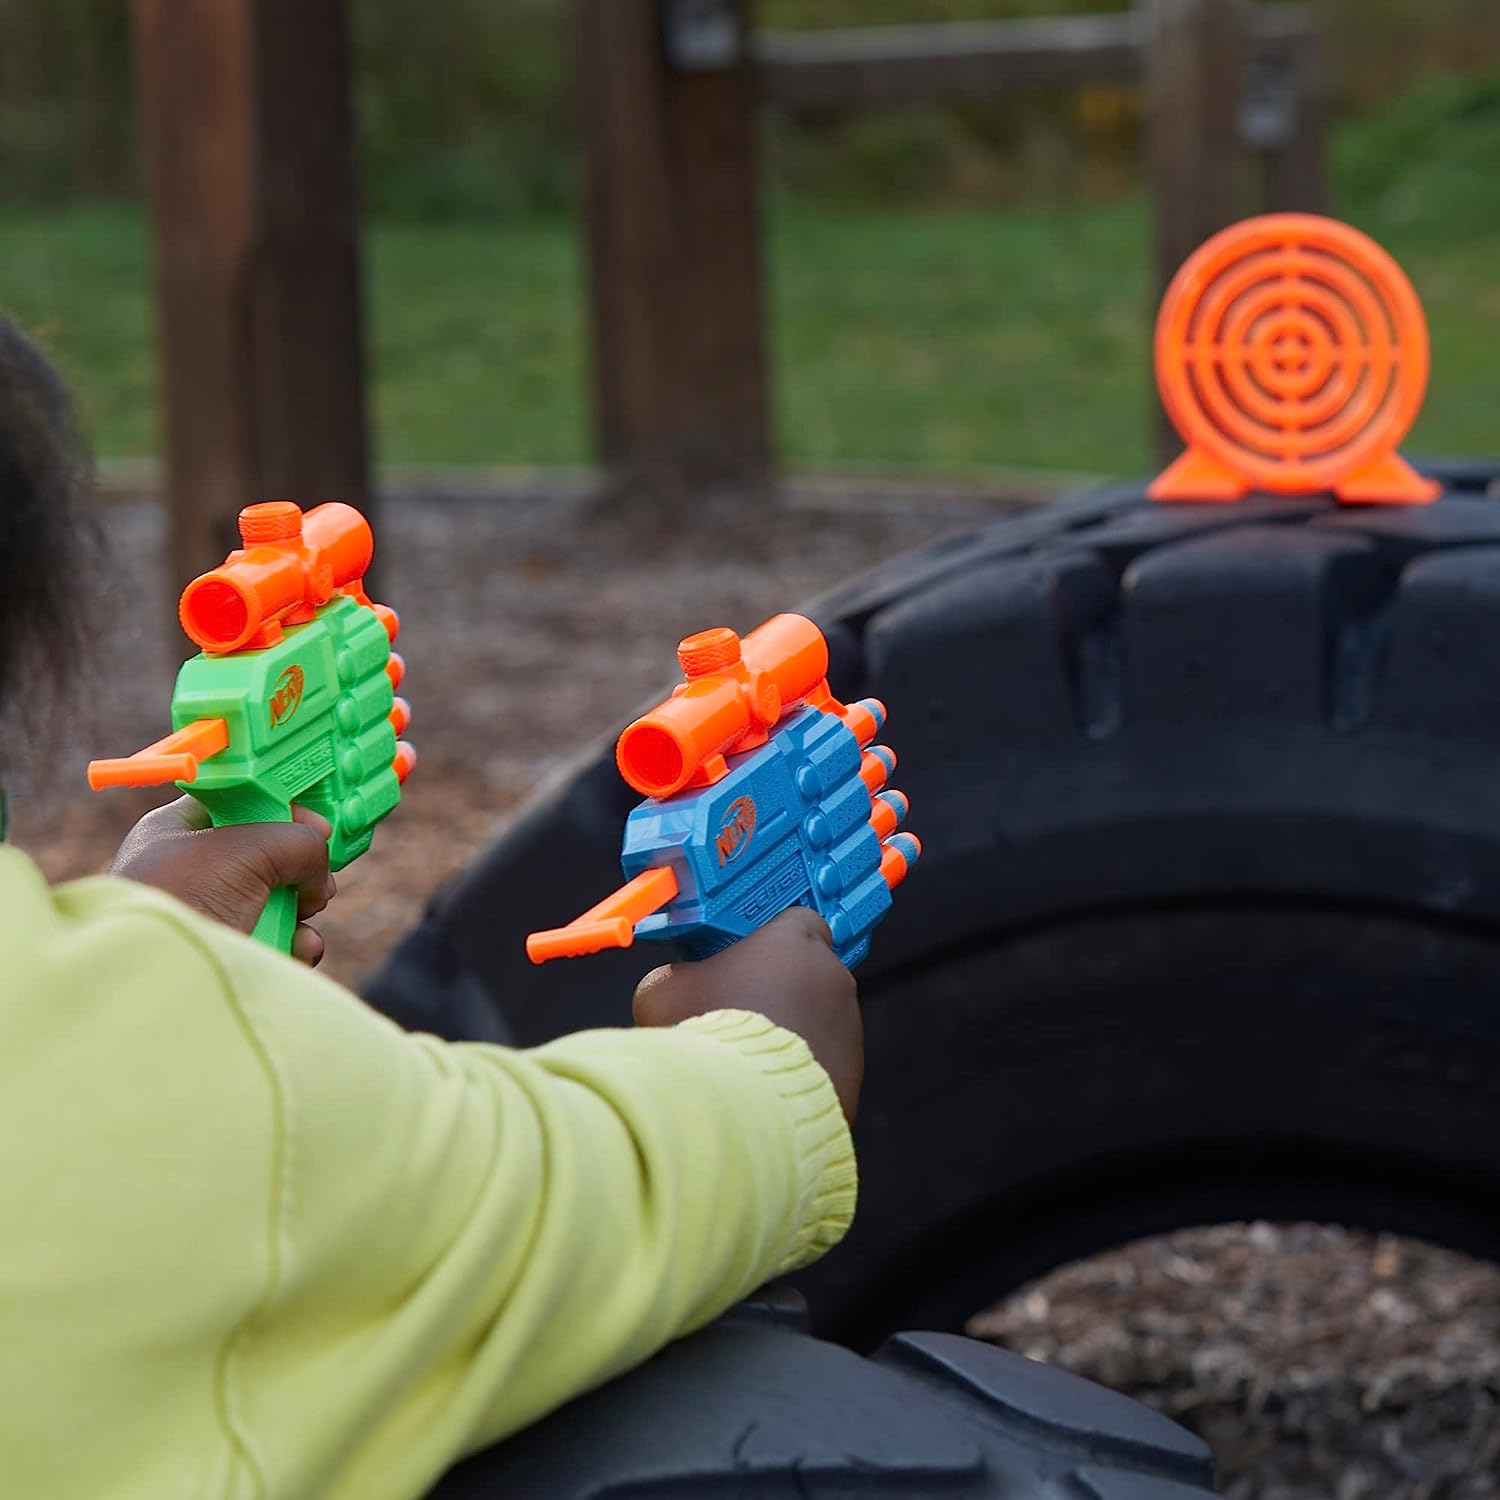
[88, 501, 416, 953]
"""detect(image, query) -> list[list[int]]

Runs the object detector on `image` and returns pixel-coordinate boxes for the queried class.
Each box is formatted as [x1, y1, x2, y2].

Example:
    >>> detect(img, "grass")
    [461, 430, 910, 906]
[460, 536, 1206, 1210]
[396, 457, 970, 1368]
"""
[0, 211, 590, 468]
[771, 195, 1153, 475]
[1, 209, 159, 458]
[4, 73, 1499, 480]
[368, 220, 585, 466]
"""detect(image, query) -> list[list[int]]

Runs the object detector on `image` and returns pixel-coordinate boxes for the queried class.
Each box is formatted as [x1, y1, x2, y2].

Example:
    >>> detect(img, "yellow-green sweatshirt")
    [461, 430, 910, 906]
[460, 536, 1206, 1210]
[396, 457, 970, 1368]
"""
[0, 845, 857, 1499]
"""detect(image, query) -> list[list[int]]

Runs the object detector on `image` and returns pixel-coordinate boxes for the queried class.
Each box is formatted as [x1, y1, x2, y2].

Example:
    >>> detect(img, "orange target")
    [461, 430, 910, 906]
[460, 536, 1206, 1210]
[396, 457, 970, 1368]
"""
[1150, 214, 1440, 506]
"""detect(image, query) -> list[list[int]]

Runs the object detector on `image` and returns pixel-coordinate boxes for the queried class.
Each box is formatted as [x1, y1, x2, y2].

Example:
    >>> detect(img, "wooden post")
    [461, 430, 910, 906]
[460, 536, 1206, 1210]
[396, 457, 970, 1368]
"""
[575, 0, 770, 495]
[134, 0, 370, 586]
[1146, 0, 1248, 457]
[1261, 35, 1328, 213]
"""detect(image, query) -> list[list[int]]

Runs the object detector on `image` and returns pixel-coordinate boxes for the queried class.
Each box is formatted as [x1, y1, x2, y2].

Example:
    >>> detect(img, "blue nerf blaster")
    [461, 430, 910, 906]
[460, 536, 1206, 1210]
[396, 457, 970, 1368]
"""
[526, 615, 918, 969]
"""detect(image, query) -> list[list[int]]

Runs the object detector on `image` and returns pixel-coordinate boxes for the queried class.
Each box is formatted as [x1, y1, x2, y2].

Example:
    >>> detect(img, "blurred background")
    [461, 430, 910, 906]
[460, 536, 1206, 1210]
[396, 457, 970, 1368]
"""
[3, 3, 1499, 1497]
[3, 0, 1498, 483]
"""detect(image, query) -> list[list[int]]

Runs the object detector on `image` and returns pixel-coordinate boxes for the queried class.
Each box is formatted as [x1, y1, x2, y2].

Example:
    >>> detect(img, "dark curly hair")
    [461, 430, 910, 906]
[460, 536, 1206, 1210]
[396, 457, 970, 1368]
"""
[0, 317, 95, 716]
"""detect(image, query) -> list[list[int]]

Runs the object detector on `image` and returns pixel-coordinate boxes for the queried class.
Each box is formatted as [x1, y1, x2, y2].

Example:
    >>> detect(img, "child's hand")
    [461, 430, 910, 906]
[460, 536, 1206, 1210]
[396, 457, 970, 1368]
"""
[110, 798, 336, 966]
[633, 908, 864, 1121]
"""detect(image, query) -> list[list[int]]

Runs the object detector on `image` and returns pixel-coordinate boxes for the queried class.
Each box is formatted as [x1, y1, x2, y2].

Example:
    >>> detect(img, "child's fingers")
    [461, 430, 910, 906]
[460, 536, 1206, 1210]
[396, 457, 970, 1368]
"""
[632, 963, 685, 1028]
[109, 797, 208, 871]
[111, 802, 336, 941]
[632, 908, 836, 1028]
[115, 799, 327, 866]
[290, 804, 334, 841]
[233, 822, 334, 911]
[289, 810, 337, 912]
[297, 877, 334, 921]
[631, 908, 861, 1120]
[159, 794, 213, 832]
[288, 807, 336, 916]
[292, 923, 325, 967]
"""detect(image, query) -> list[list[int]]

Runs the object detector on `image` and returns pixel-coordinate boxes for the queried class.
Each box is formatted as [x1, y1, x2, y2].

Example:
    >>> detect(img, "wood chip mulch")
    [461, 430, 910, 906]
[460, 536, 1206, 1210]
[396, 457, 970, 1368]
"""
[974, 1223, 1500, 1499]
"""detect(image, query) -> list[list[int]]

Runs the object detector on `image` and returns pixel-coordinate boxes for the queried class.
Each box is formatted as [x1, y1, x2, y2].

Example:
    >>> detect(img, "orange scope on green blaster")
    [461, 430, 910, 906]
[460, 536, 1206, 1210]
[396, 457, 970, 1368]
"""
[178, 501, 375, 655]
[616, 613, 833, 799]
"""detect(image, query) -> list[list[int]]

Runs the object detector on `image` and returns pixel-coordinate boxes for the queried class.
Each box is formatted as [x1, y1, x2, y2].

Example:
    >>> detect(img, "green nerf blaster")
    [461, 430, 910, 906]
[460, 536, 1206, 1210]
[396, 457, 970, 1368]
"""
[89, 501, 415, 951]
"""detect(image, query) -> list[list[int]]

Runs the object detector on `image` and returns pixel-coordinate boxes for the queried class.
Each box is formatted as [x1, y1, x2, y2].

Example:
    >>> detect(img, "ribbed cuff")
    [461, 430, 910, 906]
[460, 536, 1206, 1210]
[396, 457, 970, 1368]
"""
[677, 1008, 858, 1275]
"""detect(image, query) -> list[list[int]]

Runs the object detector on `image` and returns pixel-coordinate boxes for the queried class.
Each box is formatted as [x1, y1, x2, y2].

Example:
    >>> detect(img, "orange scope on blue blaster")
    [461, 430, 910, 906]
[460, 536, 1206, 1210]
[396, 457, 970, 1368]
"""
[615, 614, 832, 799]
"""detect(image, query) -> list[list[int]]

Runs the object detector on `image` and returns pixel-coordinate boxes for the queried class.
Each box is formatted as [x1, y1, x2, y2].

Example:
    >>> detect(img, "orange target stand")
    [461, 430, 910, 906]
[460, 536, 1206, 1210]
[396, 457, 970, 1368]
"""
[1150, 214, 1441, 506]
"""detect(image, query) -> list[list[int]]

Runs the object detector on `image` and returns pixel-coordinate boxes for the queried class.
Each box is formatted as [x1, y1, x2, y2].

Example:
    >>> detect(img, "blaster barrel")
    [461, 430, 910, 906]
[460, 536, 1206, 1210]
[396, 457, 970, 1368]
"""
[616, 614, 833, 799]
[178, 501, 374, 654]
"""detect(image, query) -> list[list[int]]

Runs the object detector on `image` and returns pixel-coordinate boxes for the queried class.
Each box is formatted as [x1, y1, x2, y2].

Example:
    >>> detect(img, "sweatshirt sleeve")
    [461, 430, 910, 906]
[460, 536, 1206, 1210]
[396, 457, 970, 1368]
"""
[36, 870, 855, 1500]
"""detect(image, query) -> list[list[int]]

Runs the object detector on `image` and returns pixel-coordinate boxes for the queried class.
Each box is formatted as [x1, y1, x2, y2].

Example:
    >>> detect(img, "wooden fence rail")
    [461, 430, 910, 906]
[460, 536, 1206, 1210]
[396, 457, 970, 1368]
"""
[753, 5, 1319, 111]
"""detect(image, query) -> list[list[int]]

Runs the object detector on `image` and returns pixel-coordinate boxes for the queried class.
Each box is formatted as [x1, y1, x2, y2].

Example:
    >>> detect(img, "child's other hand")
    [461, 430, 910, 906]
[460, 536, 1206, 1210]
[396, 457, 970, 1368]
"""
[110, 798, 336, 966]
[633, 908, 863, 1122]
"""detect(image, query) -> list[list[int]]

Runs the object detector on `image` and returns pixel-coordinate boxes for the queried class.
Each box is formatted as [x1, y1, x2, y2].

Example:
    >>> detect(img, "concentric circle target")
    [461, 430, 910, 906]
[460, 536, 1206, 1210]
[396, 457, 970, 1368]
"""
[1154, 214, 1432, 496]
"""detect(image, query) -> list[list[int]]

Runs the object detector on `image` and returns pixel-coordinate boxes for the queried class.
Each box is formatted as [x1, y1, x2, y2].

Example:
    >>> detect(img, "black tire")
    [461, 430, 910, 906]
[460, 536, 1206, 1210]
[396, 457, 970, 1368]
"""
[367, 462, 1500, 1346]
[427, 1290, 1219, 1498]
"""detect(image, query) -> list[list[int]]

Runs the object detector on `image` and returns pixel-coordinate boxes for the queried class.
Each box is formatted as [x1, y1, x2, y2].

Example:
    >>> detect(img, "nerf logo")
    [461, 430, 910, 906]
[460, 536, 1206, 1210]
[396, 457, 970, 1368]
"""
[269, 664, 306, 729]
[716, 796, 757, 866]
